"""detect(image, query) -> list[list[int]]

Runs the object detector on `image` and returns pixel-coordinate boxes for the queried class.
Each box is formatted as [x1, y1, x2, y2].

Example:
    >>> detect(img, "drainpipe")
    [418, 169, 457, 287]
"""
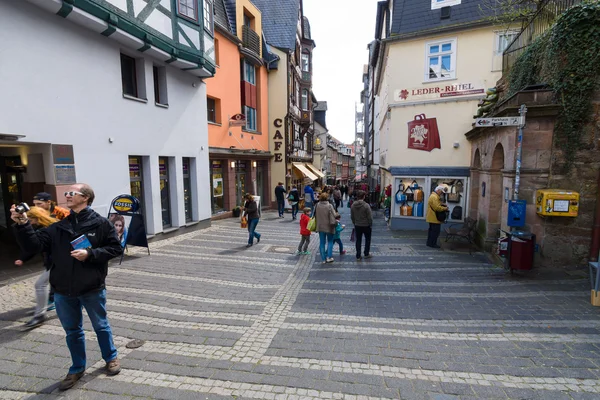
[589, 170, 600, 262]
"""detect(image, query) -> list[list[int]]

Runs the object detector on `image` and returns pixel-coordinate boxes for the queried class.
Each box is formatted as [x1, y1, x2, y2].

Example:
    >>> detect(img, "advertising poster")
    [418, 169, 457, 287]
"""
[108, 213, 132, 248]
[213, 175, 223, 197]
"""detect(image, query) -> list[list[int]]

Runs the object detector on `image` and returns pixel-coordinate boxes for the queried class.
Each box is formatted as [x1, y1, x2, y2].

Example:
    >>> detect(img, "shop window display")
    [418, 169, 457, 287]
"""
[430, 177, 466, 221]
[394, 178, 426, 218]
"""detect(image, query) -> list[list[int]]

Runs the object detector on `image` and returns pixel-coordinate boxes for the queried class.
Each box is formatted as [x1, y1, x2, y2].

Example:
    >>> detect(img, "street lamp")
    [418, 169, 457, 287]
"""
[294, 136, 302, 150]
[360, 156, 366, 166]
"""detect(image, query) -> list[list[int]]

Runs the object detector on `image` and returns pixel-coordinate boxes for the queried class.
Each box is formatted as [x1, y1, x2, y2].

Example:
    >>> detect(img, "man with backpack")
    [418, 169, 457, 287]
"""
[287, 185, 300, 220]
[274, 182, 287, 218]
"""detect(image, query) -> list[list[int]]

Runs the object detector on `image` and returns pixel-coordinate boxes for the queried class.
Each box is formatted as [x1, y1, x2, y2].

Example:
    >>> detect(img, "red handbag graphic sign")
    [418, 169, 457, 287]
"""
[407, 114, 441, 152]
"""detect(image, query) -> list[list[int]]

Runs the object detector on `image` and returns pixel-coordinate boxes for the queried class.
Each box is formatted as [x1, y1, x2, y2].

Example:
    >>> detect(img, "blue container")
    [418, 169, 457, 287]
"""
[413, 201, 424, 217]
[507, 200, 526, 227]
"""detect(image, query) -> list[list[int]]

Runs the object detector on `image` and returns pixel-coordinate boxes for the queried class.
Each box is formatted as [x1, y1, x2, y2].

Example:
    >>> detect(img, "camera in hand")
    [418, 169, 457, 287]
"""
[15, 202, 30, 214]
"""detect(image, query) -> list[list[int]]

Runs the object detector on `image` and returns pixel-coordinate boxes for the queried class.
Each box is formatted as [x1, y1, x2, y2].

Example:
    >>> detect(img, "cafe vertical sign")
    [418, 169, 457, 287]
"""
[273, 118, 284, 162]
[52, 144, 76, 185]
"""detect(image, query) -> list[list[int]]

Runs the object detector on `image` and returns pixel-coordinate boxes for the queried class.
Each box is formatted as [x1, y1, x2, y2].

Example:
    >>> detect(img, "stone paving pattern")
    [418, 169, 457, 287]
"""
[0, 205, 599, 399]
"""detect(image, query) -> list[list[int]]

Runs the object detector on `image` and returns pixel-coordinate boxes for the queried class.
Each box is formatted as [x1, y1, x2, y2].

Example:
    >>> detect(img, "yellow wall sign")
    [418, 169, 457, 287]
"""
[535, 189, 579, 217]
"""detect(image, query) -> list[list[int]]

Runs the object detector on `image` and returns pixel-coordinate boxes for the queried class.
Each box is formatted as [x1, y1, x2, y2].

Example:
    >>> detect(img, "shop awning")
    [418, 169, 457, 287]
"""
[305, 163, 325, 179]
[292, 162, 318, 181]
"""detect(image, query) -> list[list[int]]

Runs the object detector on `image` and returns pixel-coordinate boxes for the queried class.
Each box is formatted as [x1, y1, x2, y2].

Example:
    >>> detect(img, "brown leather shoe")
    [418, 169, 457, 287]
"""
[58, 371, 84, 391]
[106, 358, 121, 375]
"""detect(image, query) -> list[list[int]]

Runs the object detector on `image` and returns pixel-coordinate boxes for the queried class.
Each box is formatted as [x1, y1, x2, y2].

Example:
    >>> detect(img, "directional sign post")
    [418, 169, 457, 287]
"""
[475, 116, 523, 127]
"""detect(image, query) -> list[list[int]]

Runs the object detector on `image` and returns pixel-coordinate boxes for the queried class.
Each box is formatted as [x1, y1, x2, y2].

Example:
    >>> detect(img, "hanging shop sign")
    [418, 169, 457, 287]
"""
[229, 113, 246, 127]
[394, 83, 484, 103]
[407, 114, 441, 152]
[273, 118, 284, 162]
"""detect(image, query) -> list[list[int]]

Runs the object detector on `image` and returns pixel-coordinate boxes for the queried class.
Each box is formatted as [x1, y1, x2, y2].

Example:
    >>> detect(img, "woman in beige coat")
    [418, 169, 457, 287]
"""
[314, 192, 337, 263]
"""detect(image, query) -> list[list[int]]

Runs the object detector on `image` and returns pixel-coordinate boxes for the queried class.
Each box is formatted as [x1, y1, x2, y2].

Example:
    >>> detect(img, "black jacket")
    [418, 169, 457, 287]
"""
[15, 207, 123, 296]
[275, 185, 287, 201]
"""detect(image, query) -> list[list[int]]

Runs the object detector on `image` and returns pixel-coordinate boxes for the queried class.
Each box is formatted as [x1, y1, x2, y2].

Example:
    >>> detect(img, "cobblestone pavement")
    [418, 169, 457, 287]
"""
[0, 205, 599, 399]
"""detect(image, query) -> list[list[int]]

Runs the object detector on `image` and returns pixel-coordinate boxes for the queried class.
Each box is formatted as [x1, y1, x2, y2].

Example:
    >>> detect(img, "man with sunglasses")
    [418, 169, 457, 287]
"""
[11, 183, 123, 391]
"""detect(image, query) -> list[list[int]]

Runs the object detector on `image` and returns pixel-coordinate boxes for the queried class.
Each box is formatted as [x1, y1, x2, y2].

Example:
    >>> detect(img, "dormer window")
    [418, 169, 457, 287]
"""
[431, 0, 461, 10]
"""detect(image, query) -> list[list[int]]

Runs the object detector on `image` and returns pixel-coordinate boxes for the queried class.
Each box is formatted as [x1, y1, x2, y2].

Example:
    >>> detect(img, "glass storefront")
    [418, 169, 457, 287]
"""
[182, 157, 192, 222]
[159, 157, 171, 228]
[211, 160, 224, 213]
[235, 161, 246, 206]
[129, 156, 144, 216]
[392, 176, 468, 222]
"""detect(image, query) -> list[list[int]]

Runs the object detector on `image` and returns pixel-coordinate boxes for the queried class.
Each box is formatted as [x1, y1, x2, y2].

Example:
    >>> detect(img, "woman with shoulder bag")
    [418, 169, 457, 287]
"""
[242, 194, 261, 247]
[314, 192, 337, 264]
[425, 186, 448, 249]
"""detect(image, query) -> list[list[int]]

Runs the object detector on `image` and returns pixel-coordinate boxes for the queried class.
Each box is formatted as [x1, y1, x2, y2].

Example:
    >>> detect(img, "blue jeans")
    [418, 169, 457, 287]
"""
[54, 289, 117, 374]
[291, 203, 299, 219]
[334, 238, 344, 253]
[277, 199, 285, 216]
[248, 218, 261, 245]
[319, 232, 334, 261]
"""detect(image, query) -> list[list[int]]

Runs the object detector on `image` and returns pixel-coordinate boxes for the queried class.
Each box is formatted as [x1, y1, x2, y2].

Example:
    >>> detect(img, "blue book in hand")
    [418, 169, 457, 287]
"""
[71, 235, 92, 250]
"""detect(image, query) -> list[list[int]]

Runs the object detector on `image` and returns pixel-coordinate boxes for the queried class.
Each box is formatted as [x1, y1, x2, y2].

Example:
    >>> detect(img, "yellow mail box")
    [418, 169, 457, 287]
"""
[535, 189, 579, 217]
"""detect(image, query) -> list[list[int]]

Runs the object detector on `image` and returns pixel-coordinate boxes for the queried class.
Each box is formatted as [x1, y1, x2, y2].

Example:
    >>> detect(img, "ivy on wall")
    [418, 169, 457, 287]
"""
[507, 1, 600, 172]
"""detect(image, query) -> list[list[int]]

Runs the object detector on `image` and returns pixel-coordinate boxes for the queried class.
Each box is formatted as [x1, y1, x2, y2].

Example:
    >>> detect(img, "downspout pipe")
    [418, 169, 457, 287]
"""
[589, 170, 600, 262]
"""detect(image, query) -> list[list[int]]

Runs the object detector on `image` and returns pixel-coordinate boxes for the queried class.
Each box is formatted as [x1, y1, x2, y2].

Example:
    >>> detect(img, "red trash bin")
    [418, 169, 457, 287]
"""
[508, 232, 536, 270]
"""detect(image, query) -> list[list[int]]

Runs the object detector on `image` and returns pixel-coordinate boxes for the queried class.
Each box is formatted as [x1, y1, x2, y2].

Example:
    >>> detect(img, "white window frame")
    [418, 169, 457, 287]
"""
[431, 0, 461, 10]
[495, 30, 519, 55]
[301, 52, 310, 72]
[203, 0, 213, 33]
[301, 89, 309, 110]
[424, 38, 456, 82]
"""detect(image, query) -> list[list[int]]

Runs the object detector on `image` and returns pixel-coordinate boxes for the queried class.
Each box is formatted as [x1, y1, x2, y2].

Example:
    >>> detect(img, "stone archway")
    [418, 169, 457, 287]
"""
[488, 143, 505, 239]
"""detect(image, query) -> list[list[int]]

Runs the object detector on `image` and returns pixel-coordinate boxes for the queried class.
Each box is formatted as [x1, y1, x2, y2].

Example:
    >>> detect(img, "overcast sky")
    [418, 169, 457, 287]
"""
[303, 0, 380, 145]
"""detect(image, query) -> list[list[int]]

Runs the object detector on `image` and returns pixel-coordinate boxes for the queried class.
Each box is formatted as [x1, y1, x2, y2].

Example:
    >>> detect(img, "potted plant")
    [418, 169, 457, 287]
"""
[232, 206, 241, 218]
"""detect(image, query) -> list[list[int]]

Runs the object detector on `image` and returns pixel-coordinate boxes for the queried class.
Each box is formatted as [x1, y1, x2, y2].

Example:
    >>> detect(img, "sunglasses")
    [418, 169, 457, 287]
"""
[64, 191, 84, 197]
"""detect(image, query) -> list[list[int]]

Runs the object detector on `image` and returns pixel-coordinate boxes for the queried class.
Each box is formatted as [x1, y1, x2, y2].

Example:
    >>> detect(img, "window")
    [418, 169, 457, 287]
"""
[121, 54, 137, 97]
[496, 31, 518, 54]
[178, 0, 197, 21]
[207, 97, 221, 123]
[120, 53, 146, 100]
[203, 0, 213, 32]
[244, 61, 255, 84]
[182, 157, 193, 222]
[301, 89, 309, 110]
[214, 38, 220, 65]
[301, 52, 310, 72]
[153, 66, 168, 106]
[243, 12, 255, 29]
[431, 0, 461, 9]
[245, 106, 256, 131]
[425, 39, 456, 81]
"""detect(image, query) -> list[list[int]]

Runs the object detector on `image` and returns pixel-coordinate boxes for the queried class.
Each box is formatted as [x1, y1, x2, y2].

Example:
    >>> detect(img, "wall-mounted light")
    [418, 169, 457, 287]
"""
[252, 161, 257, 167]
[230, 161, 236, 168]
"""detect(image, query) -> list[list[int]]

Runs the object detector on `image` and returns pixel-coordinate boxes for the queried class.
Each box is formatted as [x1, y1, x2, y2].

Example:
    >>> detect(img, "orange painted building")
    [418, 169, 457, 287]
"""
[207, 0, 272, 215]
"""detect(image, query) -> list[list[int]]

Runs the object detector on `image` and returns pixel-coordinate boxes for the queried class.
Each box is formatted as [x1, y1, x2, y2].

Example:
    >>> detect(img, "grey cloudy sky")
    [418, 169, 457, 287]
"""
[303, 0, 380, 145]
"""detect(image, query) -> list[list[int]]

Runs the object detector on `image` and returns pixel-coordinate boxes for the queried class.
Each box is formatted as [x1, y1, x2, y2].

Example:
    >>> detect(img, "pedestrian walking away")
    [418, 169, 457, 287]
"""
[274, 182, 287, 218]
[14, 206, 59, 329]
[242, 193, 261, 247]
[333, 186, 342, 212]
[11, 183, 123, 391]
[314, 192, 337, 263]
[296, 207, 312, 255]
[333, 213, 346, 255]
[426, 186, 449, 248]
[351, 190, 373, 260]
[304, 184, 315, 216]
[287, 185, 300, 220]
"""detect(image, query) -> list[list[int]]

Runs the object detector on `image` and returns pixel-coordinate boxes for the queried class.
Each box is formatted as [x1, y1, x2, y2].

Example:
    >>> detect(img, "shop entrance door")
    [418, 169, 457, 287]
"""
[256, 165, 264, 204]
[235, 162, 246, 207]
[0, 156, 24, 230]
[159, 157, 171, 228]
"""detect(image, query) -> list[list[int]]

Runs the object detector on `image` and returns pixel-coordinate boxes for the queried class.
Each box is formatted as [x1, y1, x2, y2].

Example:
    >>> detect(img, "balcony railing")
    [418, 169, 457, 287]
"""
[242, 25, 260, 56]
[502, 0, 581, 73]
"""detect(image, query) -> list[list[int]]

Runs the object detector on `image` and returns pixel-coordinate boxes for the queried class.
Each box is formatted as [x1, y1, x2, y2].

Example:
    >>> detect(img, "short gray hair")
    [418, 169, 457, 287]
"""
[77, 183, 95, 205]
